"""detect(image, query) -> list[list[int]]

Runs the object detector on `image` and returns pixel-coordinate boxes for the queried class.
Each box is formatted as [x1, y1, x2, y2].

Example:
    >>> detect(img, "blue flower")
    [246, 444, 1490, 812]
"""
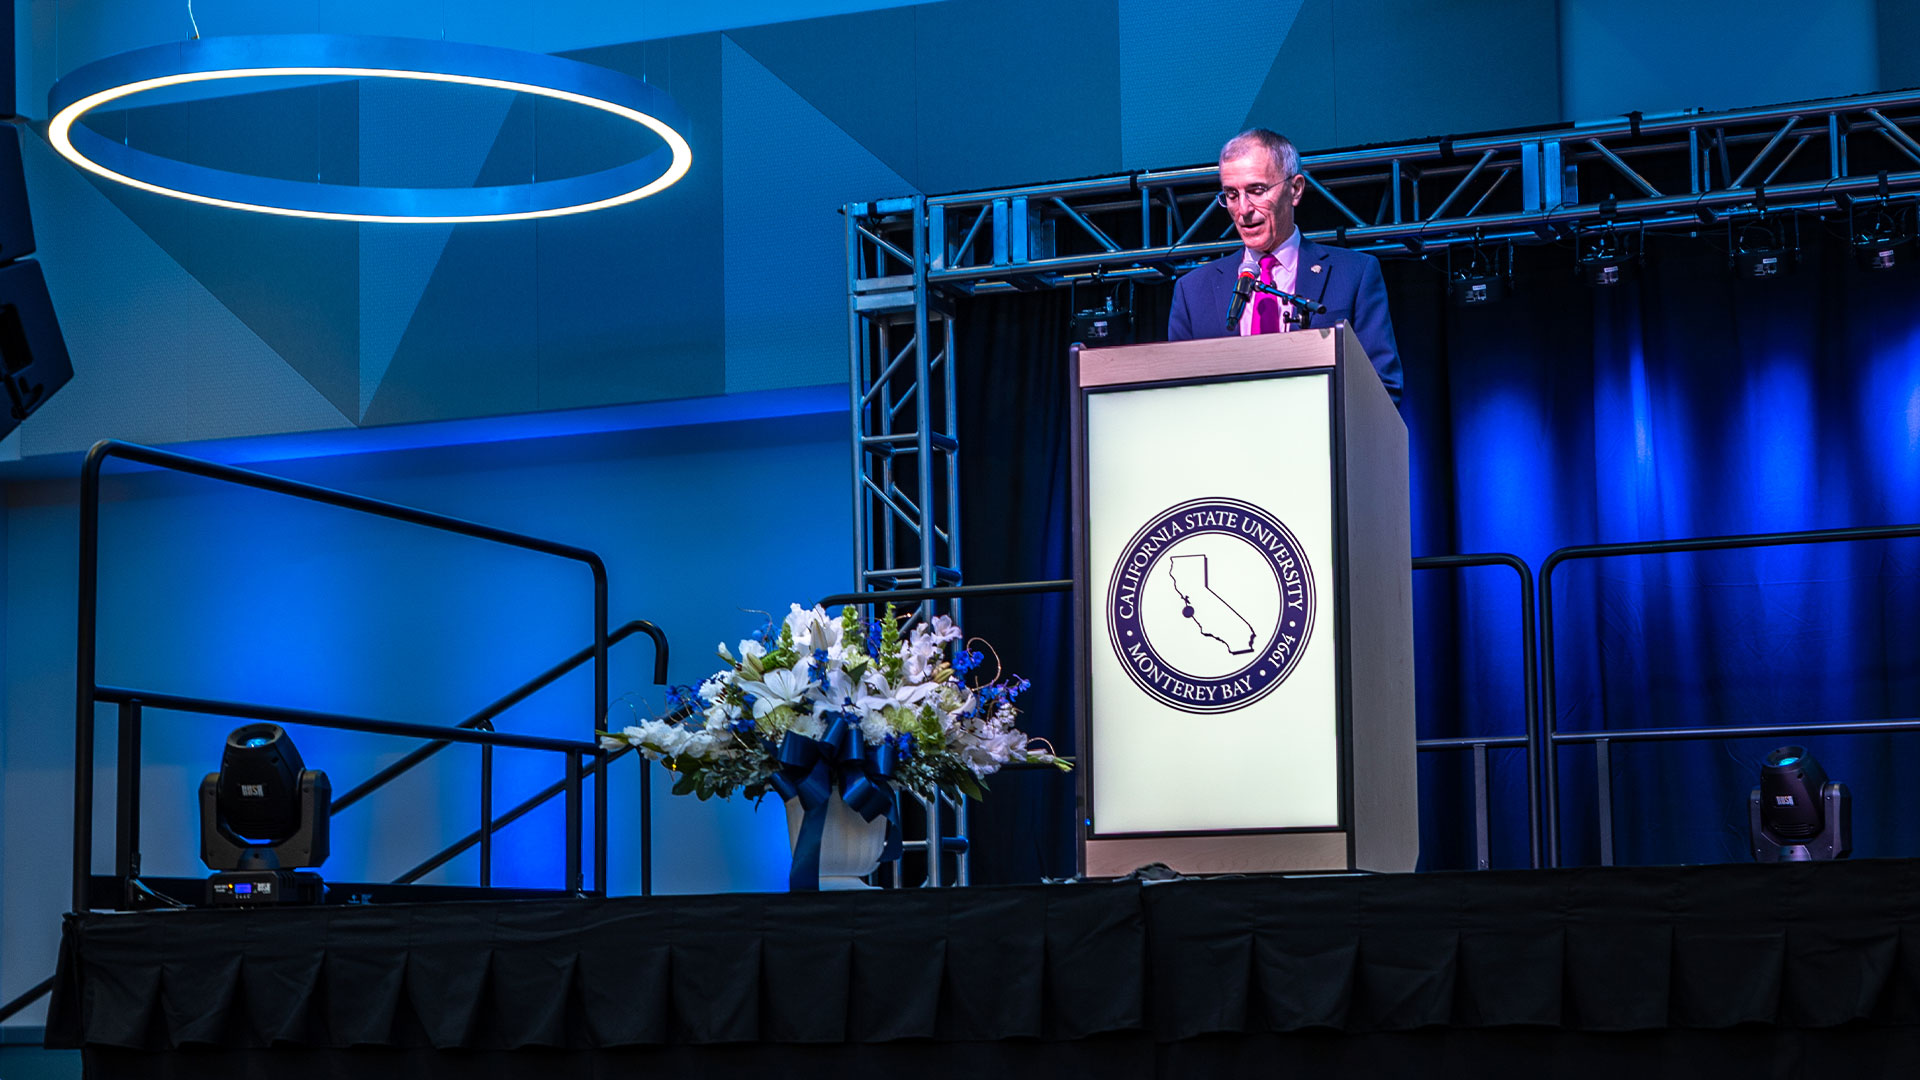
[952, 648, 983, 675]
[664, 684, 710, 715]
[809, 647, 832, 687]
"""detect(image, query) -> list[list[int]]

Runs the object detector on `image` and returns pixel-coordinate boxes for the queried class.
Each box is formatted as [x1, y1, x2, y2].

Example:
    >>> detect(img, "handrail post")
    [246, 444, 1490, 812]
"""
[1595, 737, 1614, 867]
[593, 747, 608, 895]
[565, 752, 583, 893]
[115, 700, 143, 892]
[1472, 740, 1491, 871]
[1541, 553, 1562, 868]
[1518, 559, 1541, 870]
[479, 744, 493, 887]
[74, 444, 108, 912]
[639, 753, 652, 896]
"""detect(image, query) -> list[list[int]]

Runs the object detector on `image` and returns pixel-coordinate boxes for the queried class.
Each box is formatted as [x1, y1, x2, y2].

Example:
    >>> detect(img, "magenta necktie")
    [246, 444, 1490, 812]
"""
[1253, 253, 1281, 334]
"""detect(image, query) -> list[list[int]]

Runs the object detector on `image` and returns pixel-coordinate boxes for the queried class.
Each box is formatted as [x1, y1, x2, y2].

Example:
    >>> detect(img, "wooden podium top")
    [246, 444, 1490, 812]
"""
[1077, 326, 1353, 388]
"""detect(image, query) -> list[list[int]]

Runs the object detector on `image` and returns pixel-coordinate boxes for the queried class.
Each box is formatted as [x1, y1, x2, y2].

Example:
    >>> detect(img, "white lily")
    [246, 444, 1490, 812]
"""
[741, 666, 810, 718]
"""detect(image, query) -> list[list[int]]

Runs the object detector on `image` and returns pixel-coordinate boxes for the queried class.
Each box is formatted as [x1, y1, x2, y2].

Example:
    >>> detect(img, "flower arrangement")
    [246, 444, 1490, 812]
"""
[602, 603, 1068, 804]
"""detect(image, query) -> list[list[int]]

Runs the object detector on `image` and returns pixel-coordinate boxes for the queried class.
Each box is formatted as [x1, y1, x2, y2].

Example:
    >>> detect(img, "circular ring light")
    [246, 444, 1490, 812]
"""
[47, 35, 693, 224]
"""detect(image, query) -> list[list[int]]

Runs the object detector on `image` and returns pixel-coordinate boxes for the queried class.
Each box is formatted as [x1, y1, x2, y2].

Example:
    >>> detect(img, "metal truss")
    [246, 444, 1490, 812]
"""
[842, 87, 1920, 884]
[846, 193, 961, 598]
[851, 88, 1920, 301]
[845, 195, 969, 887]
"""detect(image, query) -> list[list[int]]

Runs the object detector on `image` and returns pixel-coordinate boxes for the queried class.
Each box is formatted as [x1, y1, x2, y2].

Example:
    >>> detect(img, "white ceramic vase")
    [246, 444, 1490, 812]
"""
[784, 787, 889, 890]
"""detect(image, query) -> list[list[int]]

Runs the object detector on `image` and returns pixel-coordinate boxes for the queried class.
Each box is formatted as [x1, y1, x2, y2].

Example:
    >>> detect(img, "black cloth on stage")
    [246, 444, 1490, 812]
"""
[49, 859, 1920, 1077]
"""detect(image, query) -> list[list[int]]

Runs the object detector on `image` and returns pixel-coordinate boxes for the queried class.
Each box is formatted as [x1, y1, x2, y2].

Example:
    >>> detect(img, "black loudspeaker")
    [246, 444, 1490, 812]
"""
[0, 121, 67, 442]
[0, 258, 69, 441]
[0, 125, 35, 263]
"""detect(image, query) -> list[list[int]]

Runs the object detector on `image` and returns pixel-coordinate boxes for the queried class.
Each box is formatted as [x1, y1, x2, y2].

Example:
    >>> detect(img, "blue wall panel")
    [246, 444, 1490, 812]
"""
[1119, 0, 1302, 170]
[724, 6, 922, 188]
[913, 0, 1124, 192]
[1561, 0, 1878, 120]
[539, 36, 729, 412]
[720, 36, 909, 393]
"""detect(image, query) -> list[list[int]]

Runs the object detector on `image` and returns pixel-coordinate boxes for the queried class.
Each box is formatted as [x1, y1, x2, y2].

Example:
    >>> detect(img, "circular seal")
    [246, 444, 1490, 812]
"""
[1105, 496, 1315, 714]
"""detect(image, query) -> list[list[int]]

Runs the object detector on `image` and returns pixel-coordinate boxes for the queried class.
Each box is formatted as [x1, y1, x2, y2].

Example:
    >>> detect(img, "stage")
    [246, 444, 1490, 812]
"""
[47, 858, 1920, 1078]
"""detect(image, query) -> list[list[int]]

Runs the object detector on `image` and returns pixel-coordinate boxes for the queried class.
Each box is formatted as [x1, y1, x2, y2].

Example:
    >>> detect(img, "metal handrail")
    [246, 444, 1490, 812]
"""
[1539, 521, 1920, 867]
[325, 618, 668, 893]
[825, 557, 1543, 874]
[817, 579, 1072, 608]
[76, 439, 612, 912]
[92, 687, 607, 897]
[396, 741, 640, 886]
[1558, 718, 1920, 867]
[331, 619, 667, 814]
[93, 688, 605, 753]
[0, 976, 54, 1025]
[1411, 552, 1541, 869]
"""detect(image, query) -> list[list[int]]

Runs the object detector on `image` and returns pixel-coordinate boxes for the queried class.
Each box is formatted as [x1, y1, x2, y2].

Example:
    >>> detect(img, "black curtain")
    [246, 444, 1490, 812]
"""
[956, 227, 1920, 882]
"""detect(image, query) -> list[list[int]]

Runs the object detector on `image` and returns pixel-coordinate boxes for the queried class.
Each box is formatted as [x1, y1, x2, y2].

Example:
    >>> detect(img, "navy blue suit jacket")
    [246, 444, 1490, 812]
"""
[1167, 238, 1404, 406]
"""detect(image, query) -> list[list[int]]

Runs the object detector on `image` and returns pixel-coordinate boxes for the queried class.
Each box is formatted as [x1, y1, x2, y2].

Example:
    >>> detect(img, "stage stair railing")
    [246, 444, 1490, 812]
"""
[329, 618, 668, 890]
[1540, 521, 1920, 867]
[73, 440, 666, 918]
[819, 554, 1541, 879]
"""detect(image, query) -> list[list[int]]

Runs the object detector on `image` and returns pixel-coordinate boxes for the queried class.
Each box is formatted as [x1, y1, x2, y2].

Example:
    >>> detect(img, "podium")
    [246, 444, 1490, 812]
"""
[1070, 326, 1415, 876]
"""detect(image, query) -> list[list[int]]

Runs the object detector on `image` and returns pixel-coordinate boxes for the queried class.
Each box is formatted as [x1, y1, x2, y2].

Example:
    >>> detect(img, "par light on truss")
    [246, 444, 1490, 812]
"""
[47, 35, 693, 224]
[1447, 235, 1511, 308]
[1576, 224, 1640, 288]
[1848, 204, 1910, 272]
[1730, 218, 1799, 279]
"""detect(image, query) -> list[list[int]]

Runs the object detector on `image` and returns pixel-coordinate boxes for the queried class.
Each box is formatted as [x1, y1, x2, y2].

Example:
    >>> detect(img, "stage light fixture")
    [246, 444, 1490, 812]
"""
[1447, 236, 1511, 308]
[1848, 204, 1910, 272]
[1749, 745, 1850, 863]
[1576, 225, 1638, 287]
[200, 723, 331, 905]
[1070, 276, 1135, 346]
[1730, 218, 1798, 279]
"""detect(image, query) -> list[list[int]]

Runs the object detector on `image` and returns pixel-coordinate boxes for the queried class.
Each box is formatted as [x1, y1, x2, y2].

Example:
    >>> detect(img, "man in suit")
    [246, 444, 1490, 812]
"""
[1167, 128, 1404, 406]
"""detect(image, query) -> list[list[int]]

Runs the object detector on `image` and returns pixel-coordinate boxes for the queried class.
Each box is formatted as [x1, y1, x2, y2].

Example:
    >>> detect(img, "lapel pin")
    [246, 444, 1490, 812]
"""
[1310, 264, 1322, 273]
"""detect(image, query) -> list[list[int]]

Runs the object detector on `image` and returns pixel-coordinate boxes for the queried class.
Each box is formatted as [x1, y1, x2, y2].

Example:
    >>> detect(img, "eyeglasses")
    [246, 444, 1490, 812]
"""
[1216, 182, 1286, 208]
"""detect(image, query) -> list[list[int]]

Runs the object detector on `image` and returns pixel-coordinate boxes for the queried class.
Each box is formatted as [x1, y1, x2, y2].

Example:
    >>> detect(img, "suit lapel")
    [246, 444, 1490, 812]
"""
[1294, 237, 1335, 308]
[1203, 254, 1239, 333]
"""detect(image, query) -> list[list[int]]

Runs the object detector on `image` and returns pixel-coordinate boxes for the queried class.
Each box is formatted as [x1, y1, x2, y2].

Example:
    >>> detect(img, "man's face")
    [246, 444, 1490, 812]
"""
[1219, 151, 1306, 253]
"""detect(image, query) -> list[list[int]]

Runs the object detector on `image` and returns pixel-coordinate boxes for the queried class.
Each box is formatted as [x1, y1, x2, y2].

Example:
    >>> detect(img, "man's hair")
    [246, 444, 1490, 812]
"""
[1220, 128, 1299, 178]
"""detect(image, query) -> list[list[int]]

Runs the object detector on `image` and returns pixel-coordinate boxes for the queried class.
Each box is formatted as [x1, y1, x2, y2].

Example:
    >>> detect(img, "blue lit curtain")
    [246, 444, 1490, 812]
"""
[957, 229, 1920, 883]
[1411, 232, 1920, 869]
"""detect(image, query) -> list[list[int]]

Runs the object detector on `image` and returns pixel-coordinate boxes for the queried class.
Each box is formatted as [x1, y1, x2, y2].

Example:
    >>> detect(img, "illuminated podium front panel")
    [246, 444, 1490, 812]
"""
[1071, 328, 1415, 876]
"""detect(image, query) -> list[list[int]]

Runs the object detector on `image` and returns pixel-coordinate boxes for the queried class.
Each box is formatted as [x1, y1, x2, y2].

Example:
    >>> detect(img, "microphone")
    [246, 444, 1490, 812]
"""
[1226, 269, 1256, 330]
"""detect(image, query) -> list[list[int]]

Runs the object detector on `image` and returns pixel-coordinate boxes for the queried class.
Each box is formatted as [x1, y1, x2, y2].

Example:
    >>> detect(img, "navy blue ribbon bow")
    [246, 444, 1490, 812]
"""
[767, 715, 903, 891]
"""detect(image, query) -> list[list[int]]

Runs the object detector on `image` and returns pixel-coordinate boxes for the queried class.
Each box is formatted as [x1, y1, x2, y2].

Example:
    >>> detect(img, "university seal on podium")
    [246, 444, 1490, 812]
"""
[1105, 496, 1315, 714]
